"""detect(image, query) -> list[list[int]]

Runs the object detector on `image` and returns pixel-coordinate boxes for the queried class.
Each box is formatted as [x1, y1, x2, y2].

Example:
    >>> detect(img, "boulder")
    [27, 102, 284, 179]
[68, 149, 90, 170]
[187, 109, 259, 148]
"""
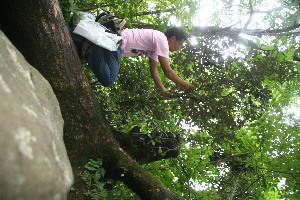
[0, 30, 73, 200]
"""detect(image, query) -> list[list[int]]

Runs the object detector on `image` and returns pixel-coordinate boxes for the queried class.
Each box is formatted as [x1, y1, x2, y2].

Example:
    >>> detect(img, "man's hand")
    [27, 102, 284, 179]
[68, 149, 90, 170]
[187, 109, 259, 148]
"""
[182, 82, 195, 92]
[161, 90, 173, 99]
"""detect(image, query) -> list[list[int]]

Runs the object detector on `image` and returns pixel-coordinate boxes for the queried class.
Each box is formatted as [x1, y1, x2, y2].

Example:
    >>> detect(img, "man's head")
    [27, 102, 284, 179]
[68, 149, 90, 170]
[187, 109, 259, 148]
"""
[165, 27, 188, 52]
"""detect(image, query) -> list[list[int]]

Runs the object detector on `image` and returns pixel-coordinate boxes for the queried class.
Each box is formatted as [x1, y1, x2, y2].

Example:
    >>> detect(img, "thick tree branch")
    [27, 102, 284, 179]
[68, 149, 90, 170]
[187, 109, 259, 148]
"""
[191, 22, 300, 39]
[243, 0, 254, 30]
[243, 0, 297, 30]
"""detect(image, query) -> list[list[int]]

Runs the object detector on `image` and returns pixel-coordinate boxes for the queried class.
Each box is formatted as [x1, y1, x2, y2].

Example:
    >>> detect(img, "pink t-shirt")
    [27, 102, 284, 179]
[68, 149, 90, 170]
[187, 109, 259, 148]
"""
[121, 28, 169, 62]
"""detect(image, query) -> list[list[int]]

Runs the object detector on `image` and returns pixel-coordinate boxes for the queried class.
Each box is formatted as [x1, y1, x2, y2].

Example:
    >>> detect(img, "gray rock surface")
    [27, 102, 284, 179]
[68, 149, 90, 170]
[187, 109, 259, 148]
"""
[0, 30, 73, 200]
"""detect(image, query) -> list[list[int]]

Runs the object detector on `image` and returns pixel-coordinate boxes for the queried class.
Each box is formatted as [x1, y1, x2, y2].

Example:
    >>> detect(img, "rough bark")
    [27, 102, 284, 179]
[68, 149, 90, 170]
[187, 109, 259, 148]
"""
[0, 0, 183, 199]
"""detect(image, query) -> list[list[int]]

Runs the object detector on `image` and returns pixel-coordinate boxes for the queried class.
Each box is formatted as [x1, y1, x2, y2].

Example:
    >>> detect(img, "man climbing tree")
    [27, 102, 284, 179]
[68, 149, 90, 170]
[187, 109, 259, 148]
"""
[69, 13, 195, 98]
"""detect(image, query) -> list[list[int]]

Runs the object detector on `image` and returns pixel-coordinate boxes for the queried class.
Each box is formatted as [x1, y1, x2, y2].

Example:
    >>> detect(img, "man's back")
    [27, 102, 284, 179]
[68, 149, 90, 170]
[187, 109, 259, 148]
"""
[121, 28, 169, 62]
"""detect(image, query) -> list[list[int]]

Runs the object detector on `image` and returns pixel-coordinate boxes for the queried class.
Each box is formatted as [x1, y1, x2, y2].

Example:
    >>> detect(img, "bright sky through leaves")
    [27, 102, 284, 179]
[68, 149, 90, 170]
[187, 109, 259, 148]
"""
[194, 0, 284, 27]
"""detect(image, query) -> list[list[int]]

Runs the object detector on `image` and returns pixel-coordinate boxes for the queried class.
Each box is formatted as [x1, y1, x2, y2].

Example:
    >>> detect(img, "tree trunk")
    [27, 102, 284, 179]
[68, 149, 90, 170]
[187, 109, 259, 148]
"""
[0, 0, 183, 199]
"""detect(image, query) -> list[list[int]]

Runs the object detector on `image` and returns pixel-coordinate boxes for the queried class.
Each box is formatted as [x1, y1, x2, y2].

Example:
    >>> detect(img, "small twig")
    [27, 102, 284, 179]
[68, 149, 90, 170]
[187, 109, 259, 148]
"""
[116, 87, 204, 106]
[259, 167, 300, 175]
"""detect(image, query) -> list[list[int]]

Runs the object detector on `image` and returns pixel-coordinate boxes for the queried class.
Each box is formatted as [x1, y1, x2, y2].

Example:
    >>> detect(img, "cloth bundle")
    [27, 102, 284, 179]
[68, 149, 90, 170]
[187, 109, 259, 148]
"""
[73, 12, 122, 51]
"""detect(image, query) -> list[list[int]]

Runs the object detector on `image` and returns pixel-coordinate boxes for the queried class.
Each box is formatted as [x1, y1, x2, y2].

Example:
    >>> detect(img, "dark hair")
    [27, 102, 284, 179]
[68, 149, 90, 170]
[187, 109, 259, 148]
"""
[164, 27, 188, 40]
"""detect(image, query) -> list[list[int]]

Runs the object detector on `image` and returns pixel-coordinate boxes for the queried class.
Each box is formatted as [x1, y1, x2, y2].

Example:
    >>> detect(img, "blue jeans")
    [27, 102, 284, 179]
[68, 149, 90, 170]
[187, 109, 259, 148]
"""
[68, 28, 121, 87]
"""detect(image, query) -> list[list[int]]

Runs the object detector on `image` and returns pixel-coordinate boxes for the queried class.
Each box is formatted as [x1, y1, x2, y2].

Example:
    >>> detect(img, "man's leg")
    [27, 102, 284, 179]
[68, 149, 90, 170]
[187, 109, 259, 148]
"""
[68, 28, 84, 56]
[85, 44, 121, 87]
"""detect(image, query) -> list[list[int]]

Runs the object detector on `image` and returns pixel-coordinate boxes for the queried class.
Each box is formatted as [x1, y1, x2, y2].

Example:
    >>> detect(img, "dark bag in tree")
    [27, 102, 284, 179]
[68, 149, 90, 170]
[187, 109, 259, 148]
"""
[96, 12, 126, 36]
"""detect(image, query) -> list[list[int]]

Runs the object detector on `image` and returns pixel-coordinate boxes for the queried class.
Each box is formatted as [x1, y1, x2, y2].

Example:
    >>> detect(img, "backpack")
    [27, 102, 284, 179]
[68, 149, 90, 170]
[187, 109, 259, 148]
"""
[96, 12, 126, 36]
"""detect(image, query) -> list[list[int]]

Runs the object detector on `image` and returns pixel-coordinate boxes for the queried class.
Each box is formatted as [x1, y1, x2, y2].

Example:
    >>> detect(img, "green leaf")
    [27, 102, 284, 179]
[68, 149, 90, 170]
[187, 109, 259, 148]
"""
[256, 38, 261, 48]
[151, 140, 155, 146]
[261, 46, 274, 50]
[285, 49, 295, 61]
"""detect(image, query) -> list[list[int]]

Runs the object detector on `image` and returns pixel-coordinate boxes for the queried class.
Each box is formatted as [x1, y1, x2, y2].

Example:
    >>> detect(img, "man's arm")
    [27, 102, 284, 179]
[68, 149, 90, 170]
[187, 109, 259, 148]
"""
[158, 56, 195, 91]
[149, 58, 172, 98]
[149, 56, 195, 98]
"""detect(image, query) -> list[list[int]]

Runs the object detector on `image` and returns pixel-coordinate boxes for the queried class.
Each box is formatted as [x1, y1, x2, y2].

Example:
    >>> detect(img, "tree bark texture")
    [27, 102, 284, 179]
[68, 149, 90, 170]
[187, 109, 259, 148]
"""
[0, 0, 183, 199]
